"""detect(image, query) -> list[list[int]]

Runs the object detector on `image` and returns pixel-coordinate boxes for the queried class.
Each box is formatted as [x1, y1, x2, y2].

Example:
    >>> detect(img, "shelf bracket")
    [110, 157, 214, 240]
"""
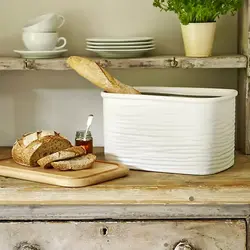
[24, 59, 36, 70]
[170, 57, 178, 68]
[164, 57, 178, 68]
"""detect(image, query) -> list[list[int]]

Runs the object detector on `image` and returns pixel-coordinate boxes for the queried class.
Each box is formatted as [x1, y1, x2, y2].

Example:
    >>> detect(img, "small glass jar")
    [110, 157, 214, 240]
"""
[75, 130, 93, 154]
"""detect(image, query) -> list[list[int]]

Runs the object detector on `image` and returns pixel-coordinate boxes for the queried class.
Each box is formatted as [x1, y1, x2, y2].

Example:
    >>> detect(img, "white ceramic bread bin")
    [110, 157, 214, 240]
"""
[101, 87, 238, 175]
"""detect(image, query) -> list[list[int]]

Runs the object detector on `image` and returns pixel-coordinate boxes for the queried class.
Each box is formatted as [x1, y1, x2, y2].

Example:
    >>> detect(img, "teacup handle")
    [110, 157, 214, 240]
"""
[55, 37, 67, 50]
[57, 15, 65, 29]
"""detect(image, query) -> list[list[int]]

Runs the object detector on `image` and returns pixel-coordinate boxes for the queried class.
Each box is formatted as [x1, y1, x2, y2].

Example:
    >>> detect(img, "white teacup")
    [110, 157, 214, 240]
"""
[23, 13, 65, 32]
[22, 32, 67, 51]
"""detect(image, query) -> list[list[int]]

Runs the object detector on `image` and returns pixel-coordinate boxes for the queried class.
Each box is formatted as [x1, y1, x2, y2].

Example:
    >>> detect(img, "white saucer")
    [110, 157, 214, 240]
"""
[86, 37, 154, 42]
[86, 44, 155, 49]
[86, 47, 155, 52]
[87, 41, 154, 46]
[86, 47, 155, 58]
[13, 49, 68, 59]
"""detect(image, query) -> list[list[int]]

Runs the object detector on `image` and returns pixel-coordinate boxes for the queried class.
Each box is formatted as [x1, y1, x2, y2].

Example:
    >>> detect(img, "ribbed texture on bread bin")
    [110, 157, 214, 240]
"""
[102, 87, 238, 175]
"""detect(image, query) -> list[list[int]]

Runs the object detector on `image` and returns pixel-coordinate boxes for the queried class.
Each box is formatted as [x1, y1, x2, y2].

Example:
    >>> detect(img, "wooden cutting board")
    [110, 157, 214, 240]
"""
[0, 158, 129, 187]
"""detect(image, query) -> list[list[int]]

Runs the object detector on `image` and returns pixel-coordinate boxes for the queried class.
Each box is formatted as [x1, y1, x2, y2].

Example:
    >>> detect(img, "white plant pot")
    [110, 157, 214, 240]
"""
[102, 87, 238, 175]
[181, 22, 216, 57]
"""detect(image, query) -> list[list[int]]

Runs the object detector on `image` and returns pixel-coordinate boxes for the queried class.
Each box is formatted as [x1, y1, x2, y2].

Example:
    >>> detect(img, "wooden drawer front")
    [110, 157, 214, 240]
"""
[0, 220, 246, 250]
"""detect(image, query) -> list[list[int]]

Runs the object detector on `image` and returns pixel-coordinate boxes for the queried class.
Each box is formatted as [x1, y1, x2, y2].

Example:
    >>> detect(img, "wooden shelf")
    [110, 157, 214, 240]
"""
[0, 55, 247, 70]
[1, 147, 250, 205]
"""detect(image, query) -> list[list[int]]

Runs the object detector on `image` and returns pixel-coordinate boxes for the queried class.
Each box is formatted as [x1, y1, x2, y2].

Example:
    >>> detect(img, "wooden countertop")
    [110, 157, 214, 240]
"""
[1, 147, 250, 205]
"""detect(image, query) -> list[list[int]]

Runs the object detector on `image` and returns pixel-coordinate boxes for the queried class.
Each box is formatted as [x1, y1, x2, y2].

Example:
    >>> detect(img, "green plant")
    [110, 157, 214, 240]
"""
[153, 0, 242, 25]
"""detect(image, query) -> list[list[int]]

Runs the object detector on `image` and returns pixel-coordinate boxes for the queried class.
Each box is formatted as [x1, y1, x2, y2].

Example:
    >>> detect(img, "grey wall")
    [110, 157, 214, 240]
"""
[0, 0, 238, 146]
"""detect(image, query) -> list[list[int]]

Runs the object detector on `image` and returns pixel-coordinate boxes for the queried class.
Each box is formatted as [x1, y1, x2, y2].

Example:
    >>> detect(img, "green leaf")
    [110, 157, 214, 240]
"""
[152, 0, 243, 24]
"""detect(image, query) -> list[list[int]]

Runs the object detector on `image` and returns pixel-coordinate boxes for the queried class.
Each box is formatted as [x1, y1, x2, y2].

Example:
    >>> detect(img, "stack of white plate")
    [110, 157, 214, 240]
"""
[86, 37, 155, 58]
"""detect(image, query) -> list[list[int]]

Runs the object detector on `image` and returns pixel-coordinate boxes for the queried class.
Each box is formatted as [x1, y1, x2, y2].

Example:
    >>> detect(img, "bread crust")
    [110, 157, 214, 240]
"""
[51, 154, 96, 171]
[67, 56, 141, 95]
[37, 146, 86, 168]
[12, 131, 72, 167]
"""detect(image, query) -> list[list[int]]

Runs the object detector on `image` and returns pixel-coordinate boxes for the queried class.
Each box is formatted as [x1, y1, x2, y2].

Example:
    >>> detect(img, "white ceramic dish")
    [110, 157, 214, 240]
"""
[102, 87, 238, 175]
[22, 32, 67, 51]
[13, 49, 68, 59]
[86, 37, 153, 42]
[23, 13, 65, 32]
[86, 44, 155, 49]
[86, 47, 155, 52]
[86, 47, 155, 58]
[87, 41, 154, 46]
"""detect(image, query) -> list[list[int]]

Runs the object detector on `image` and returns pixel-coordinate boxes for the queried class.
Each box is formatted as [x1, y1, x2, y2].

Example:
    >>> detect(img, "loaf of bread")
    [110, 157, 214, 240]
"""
[51, 154, 97, 171]
[37, 146, 86, 168]
[67, 56, 140, 94]
[12, 131, 72, 167]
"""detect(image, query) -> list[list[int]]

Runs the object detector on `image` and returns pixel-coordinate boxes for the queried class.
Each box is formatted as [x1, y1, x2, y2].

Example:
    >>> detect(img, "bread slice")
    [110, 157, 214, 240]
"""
[12, 131, 72, 167]
[37, 146, 86, 168]
[67, 56, 140, 94]
[51, 154, 97, 171]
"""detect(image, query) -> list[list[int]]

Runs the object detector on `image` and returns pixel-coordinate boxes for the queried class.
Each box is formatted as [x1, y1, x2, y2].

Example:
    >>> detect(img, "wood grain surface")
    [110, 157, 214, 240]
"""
[0, 158, 128, 187]
[0, 220, 245, 250]
[0, 55, 246, 70]
[1, 147, 250, 205]
[237, 0, 250, 154]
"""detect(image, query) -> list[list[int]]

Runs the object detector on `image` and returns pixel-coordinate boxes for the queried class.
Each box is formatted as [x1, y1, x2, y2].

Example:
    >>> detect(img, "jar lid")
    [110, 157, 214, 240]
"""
[75, 130, 92, 141]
